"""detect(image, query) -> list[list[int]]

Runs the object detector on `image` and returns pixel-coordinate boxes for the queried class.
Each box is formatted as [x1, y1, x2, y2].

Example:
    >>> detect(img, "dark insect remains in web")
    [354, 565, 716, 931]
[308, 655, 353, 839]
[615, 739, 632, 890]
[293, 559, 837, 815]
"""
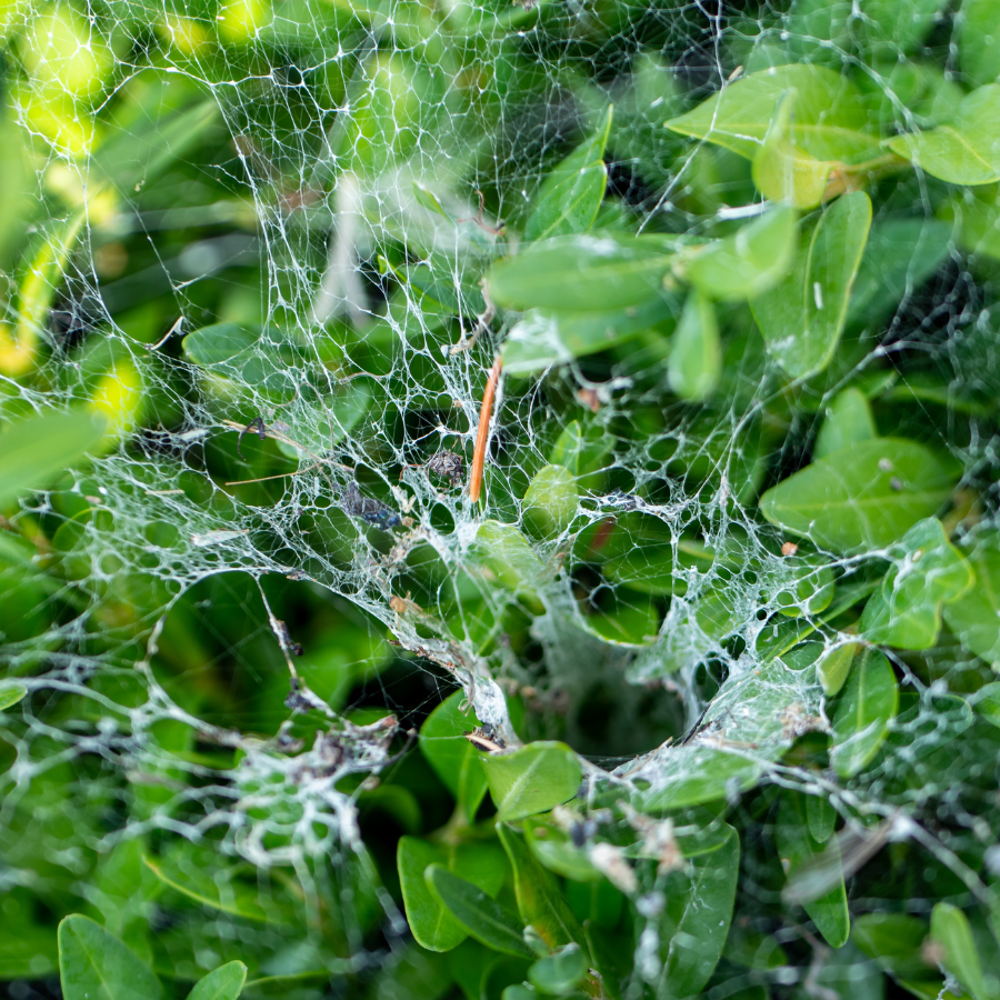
[342, 482, 402, 530]
[425, 451, 464, 486]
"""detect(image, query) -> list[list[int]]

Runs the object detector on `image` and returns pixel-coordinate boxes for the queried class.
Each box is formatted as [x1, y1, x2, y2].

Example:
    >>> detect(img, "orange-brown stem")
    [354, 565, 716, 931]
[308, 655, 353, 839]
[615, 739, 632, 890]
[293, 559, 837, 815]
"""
[469, 355, 502, 503]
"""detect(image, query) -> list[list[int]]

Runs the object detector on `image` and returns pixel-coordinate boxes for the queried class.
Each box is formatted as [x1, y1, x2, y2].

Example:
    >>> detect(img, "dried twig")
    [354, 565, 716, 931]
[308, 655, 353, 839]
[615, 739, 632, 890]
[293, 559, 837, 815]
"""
[469, 355, 502, 503]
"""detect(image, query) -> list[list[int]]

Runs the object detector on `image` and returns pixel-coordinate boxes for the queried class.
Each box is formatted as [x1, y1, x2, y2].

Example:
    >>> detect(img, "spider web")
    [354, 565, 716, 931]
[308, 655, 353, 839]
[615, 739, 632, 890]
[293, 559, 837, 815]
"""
[2, 0, 1000, 993]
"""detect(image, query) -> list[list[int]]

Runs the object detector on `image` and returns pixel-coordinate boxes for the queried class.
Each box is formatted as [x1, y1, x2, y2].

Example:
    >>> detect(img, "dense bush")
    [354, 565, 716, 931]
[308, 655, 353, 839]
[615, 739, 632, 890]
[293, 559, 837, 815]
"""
[4, 0, 1000, 997]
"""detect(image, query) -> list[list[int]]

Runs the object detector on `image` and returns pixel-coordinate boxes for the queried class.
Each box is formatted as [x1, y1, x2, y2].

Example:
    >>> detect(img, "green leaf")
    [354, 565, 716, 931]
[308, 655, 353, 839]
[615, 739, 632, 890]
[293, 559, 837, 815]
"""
[776, 792, 849, 948]
[58, 915, 163, 1000]
[959, 0, 1000, 89]
[486, 234, 677, 312]
[751, 191, 872, 378]
[528, 944, 587, 996]
[773, 556, 835, 617]
[502, 987, 539, 1000]
[419, 690, 489, 821]
[929, 903, 993, 1000]
[831, 648, 899, 779]
[805, 793, 838, 845]
[847, 219, 952, 326]
[668, 290, 721, 401]
[0, 410, 107, 508]
[758, 437, 957, 554]
[655, 825, 739, 999]
[94, 100, 220, 193]
[860, 518, 974, 650]
[497, 824, 588, 952]
[501, 295, 674, 376]
[816, 641, 860, 697]
[944, 533, 1000, 669]
[399, 837, 507, 952]
[813, 388, 878, 461]
[0, 685, 27, 710]
[473, 521, 546, 592]
[425, 864, 534, 958]
[683, 204, 797, 300]
[182, 323, 262, 365]
[481, 742, 582, 822]
[525, 106, 613, 242]
[752, 91, 837, 208]
[187, 961, 248, 1000]
[523, 466, 579, 537]
[971, 682, 1000, 728]
[853, 914, 935, 979]
[523, 819, 602, 883]
[141, 854, 271, 923]
[665, 64, 881, 162]
[887, 84, 1000, 186]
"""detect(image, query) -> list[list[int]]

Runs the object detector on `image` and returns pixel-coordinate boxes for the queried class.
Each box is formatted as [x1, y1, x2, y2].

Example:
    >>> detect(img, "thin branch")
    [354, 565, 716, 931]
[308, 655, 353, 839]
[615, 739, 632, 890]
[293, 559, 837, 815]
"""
[469, 355, 502, 503]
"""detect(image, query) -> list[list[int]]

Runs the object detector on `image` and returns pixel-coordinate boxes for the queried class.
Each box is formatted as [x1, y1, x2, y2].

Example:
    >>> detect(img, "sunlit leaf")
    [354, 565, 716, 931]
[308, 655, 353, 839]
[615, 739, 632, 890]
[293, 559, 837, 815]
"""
[751, 191, 872, 378]
[758, 437, 956, 554]
[887, 84, 1000, 186]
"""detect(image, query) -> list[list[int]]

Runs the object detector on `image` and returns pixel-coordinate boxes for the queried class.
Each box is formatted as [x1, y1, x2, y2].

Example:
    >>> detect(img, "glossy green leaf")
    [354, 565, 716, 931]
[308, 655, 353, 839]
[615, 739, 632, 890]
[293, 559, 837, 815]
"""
[58, 915, 163, 1000]
[860, 518, 974, 650]
[481, 742, 582, 822]
[831, 648, 899, 778]
[182, 323, 262, 365]
[752, 91, 835, 209]
[758, 437, 956, 554]
[0, 410, 107, 508]
[523, 465, 579, 537]
[187, 961, 248, 1000]
[944, 533, 1000, 669]
[501, 295, 674, 376]
[400, 837, 507, 952]
[776, 792, 849, 948]
[425, 864, 534, 958]
[816, 640, 860, 697]
[751, 191, 872, 378]
[497, 824, 588, 952]
[959, 0, 1000, 89]
[665, 64, 880, 163]
[419, 690, 489, 821]
[683, 204, 797, 301]
[929, 903, 993, 1000]
[887, 84, 1000, 186]
[525, 106, 613, 242]
[523, 819, 602, 882]
[853, 914, 936, 979]
[813, 388, 878, 460]
[486, 234, 677, 312]
[0, 685, 27, 710]
[669, 290, 721, 401]
[805, 793, 838, 845]
[528, 944, 587, 996]
[655, 825, 739, 999]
